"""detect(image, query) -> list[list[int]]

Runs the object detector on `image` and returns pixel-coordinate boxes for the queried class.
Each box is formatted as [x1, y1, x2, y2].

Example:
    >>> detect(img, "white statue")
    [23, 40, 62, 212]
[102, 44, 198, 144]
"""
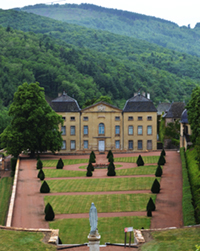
[89, 202, 98, 235]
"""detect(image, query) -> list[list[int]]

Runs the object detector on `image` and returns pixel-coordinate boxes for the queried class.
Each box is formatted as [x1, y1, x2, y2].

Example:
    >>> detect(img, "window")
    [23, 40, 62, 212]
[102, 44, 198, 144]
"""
[115, 125, 120, 135]
[71, 140, 76, 150]
[115, 116, 120, 121]
[128, 116, 133, 121]
[62, 116, 66, 121]
[70, 126, 75, 135]
[128, 125, 133, 135]
[138, 116, 142, 121]
[84, 125, 88, 135]
[147, 116, 152, 121]
[147, 126, 152, 135]
[147, 140, 152, 150]
[138, 126, 143, 135]
[115, 140, 120, 149]
[61, 126, 66, 135]
[83, 140, 88, 149]
[70, 116, 75, 121]
[138, 140, 143, 150]
[83, 117, 88, 121]
[61, 140, 66, 150]
[99, 123, 105, 134]
[128, 140, 133, 150]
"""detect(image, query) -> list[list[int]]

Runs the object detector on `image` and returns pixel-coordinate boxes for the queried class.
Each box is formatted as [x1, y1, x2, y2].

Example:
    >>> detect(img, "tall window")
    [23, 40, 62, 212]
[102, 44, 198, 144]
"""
[99, 123, 105, 134]
[61, 126, 66, 135]
[147, 140, 152, 150]
[115, 125, 120, 135]
[61, 140, 66, 150]
[115, 140, 120, 149]
[138, 126, 143, 135]
[128, 125, 133, 135]
[71, 140, 76, 150]
[84, 140, 88, 149]
[128, 140, 133, 150]
[84, 125, 88, 135]
[138, 140, 143, 150]
[70, 126, 75, 135]
[147, 126, 152, 135]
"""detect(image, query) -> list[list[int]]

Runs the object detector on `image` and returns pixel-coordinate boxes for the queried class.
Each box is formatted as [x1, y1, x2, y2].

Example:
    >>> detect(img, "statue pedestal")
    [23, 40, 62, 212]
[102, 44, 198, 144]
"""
[88, 231, 101, 251]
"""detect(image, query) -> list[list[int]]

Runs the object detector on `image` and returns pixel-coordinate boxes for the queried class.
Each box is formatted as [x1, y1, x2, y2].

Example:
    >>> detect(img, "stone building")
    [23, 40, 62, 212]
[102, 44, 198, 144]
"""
[51, 92, 157, 153]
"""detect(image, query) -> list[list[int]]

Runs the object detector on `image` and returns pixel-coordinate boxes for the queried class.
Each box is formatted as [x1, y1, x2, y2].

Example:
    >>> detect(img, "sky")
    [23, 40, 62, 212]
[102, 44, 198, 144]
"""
[0, 0, 200, 28]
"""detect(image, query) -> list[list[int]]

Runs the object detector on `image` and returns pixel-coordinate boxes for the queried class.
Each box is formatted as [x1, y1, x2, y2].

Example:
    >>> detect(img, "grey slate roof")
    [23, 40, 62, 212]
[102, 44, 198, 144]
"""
[157, 102, 171, 115]
[123, 94, 157, 112]
[163, 102, 185, 119]
[51, 92, 81, 112]
[180, 109, 188, 123]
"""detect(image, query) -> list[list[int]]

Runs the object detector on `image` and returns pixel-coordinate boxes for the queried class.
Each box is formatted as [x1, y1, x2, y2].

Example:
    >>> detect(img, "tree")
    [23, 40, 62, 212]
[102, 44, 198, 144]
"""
[107, 161, 116, 176]
[89, 152, 96, 163]
[146, 197, 156, 211]
[0, 83, 63, 157]
[157, 154, 166, 165]
[155, 165, 163, 177]
[37, 169, 45, 180]
[45, 203, 55, 221]
[86, 163, 93, 177]
[37, 159, 43, 169]
[107, 150, 113, 159]
[40, 181, 50, 193]
[56, 158, 64, 169]
[151, 179, 160, 194]
[136, 155, 144, 166]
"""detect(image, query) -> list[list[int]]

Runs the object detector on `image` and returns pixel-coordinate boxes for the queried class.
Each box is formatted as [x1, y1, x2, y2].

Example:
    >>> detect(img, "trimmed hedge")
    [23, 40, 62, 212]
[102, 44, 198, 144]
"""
[157, 155, 165, 165]
[45, 204, 55, 221]
[40, 181, 50, 193]
[136, 155, 144, 166]
[37, 159, 43, 169]
[146, 197, 156, 212]
[37, 169, 45, 181]
[107, 161, 116, 176]
[86, 163, 93, 177]
[155, 165, 163, 177]
[107, 150, 113, 159]
[11, 157, 17, 177]
[56, 158, 64, 169]
[151, 179, 160, 193]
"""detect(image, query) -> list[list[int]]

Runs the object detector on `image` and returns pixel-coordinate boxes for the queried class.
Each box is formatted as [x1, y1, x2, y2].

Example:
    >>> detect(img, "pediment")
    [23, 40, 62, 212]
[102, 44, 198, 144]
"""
[82, 101, 122, 113]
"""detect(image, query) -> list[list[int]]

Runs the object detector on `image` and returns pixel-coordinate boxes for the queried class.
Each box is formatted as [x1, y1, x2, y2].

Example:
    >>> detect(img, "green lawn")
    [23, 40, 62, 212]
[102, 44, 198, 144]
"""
[42, 159, 88, 167]
[46, 177, 158, 192]
[0, 177, 13, 225]
[116, 165, 158, 176]
[0, 229, 56, 251]
[44, 193, 156, 214]
[142, 227, 200, 251]
[49, 216, 151, 244]
[79, 164, 122, 169]
[115, 156, 159, 164]
[43, 169, 86, 178]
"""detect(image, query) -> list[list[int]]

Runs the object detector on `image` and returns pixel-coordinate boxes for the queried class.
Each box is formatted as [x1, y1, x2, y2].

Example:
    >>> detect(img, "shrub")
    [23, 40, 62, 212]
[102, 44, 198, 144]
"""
[107, 150, 113, 159]
[37, 169, 45, 180]
[87, 162, 94, 172]
[40, 181, 50, 193]
[56, 158, 64, 169]
[146, 197, 156, 211]
[44, 202, 50, 214]
[86, 163, 93, 177]
[161, 149, 166, 156]
[11, 157, 17, 177]
[45, 204, 55, 221]
[147, 209, 152, 217]
[155, 165, 163, 177]
[89, 154, 96, 163]
[151, 179, 160, 193]
[157, 155, 166, 165]
[37, 159, 43, 169]
[107, 162, 116, 176]
[90, 151, 96, 159]
[136, 155, 144, 166]
[108, 154, 114, 163]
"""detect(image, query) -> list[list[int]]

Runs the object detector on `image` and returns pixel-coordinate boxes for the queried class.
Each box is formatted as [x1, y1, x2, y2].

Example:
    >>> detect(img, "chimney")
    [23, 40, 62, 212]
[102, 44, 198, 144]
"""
[147, 93, 150, 99]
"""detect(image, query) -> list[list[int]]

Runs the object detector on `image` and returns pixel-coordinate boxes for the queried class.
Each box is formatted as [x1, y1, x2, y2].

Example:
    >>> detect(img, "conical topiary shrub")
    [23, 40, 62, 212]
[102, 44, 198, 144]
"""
[108, 154, 114, 163]
[161, 149, 166, 157]
[89, 154, 96, 163]
[45, 204, 55, 221]
[37, 169, 45, 180]
[136, 155, 144, 166]
[56, 158, 64, 169]
[155, 165, 163, 177]
[88, 162, 94, 172]
[157, 155, 166, 165]
[146, 197, 156, 211]
[107, 150, 113, 159]
[44, 202, 50, 214]
[151, 179, 160, 194]
[90, 151, 96, 160]
[37, 159, 43, 169]
[107, 162, 116, 176]
[40, 181, 50, 193]
[147, 209, 152, 217]
[86, 163, 93, 177]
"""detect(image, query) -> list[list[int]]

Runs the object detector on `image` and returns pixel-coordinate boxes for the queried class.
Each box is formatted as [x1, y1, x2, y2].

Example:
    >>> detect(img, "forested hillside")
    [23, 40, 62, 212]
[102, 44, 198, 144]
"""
[18, 3, 200, 57]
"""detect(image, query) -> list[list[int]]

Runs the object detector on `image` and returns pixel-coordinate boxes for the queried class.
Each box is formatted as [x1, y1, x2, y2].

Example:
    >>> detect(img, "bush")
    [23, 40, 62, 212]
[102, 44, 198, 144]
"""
[155, 165, 163, 177]
[44, 202, 50, 214]
[157, 155, 166, 165]
[40, 181, 50, 193]
[37, 159, 43, 169]
[146, 197, 156, 211]
[90, 151, 96, 159]
[161, 149, 166, 156]
[87, 162, 94, 172]
[45, 204, 55, 221]
[11, 157, 17, 177]
[107, 150, 113, 159]
[89, 154, 96, 163]
[108, 154, 114, 163]
[147, 209, 152, 217]
[56, 158, 64, 169]
[151, 179, 160, 193]
[37, 169, 45, 180]
[86, 163, 93, 177]
[136, 155, 144, 166]
[107, 162, 116, 176]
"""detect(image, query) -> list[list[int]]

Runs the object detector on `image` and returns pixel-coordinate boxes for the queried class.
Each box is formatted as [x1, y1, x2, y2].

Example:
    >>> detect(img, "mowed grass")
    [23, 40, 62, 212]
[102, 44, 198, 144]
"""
[42, 158, 88, 167]
[44, 194, 156, 214]
[0, 229, 56, 251]
[43, 169, 86, 178]
[46, 177, 158, 192]
[142, 227, 200, 251]
[79, 164, 122, 169]
[116, 165, 158, 176]
[49, 216, 151, 244]
[115, 156, 159, 163]
[0, 177, 13, 225]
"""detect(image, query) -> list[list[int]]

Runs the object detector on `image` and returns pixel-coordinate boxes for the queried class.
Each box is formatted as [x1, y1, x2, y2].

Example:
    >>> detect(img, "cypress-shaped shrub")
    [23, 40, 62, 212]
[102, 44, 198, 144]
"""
[44, 202, 50, 214]
[107, 162, 116, 176]
[45, 204, 55, 221]
[161, 149, 166, 156]
[37, 169, 45, 180]
[147, 209, 152, 217]
[40, 181, 50, 193]
[146, 197, 156, 211]
[37, 159, 43, 169]
[136, 155, 144, 166]
[157, 155, 166, 165]
[151, 179, 160, 194]
[155, 165, 163, 177]
[56, 158, 64, 169]
[86, 163, 93, 177]
[90, 151, 96, 160]
[107, 150, 113, 159]
[88, 162, 94, 172]
[108, 154, 114, 163]
[89, 154, 96, 163]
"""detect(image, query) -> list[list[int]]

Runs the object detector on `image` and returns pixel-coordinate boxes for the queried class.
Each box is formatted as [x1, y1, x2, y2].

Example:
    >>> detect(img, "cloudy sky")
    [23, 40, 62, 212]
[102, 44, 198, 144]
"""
[0, 0, 199, 28]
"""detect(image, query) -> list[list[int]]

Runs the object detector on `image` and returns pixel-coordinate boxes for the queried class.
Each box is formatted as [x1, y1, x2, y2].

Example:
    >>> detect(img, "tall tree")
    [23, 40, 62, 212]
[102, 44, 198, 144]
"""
[0, 82, 63, 157]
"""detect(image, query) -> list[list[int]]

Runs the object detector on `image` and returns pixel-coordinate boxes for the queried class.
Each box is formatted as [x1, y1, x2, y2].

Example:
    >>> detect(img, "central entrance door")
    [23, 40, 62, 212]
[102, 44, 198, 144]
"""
[98, 140, 105, 152]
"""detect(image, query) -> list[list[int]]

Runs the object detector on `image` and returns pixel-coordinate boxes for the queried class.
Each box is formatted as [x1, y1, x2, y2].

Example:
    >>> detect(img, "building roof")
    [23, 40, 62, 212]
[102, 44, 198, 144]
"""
[157, 102, 171, 116]
[163, 102, 185, 119]
[51, 92, 81, 112]
[180, 109, 189, 123]
[82, 101, 122, 112]
[123, 94, 157, 112]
